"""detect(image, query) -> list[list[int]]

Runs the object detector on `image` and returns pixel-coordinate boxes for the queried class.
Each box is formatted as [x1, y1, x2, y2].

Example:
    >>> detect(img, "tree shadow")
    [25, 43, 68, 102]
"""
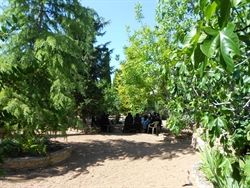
[1, 136, 196, 181]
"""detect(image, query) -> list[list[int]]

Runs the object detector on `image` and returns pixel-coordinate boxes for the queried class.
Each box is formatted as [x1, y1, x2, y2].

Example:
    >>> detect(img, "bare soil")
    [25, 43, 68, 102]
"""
[0, 124, 200, 188]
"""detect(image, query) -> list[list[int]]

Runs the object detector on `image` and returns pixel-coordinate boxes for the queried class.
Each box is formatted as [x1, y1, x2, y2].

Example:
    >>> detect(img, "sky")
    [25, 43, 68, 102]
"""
[80, 0, 158, 72]
[0, 0, 158, 77]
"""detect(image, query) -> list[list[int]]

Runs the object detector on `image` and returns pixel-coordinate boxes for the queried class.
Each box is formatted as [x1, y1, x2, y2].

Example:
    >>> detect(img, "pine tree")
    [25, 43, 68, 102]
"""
[0, 0, 111, 137]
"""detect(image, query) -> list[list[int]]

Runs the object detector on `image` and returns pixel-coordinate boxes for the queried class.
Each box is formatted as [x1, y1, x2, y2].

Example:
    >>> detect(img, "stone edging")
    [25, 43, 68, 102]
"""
[192, 161, 214, 188]
[0, 147, 72, 170]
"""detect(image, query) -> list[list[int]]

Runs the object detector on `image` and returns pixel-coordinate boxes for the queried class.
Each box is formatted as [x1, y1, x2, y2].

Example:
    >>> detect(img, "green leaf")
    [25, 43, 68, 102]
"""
[201, 115, 209, 125]
[201, 35, 219, 58]
[200, 0, 208, 10]
[177, 103, 183, 112]
[194, 44, 205, 69]
[1, 26, 7, 33]
[219, 23, 240, 73]
[30, 144, 38, 148]
[218, 0, 231, 28]
[12, 14, 18, 23]
[208, 118, 216, 130]
[217, 116, 228, 130]
[230, 0, 241, 7]
[244, 158, 250, 176]
[218, 156, 232, 175]
[183, 28, 197, 47]
[6, 20, 12, 26]
[217, 117, 224, 126]
[243, 75, 250, 84]
[179, 63, 187, 74]
[203, 27, 219, 37]
[213, 73, 221, 80]
[199, 60, 206, 77]
[204, 1, 218, 19]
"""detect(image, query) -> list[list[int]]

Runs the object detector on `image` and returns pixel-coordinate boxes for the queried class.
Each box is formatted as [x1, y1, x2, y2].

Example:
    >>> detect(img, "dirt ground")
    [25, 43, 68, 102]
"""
[0, 124, 201, 188]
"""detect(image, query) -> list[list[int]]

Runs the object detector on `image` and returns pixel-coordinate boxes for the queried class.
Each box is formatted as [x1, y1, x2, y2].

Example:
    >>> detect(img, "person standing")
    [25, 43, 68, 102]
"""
[123, 112, 133, 132]
[134, 113, 142, 132]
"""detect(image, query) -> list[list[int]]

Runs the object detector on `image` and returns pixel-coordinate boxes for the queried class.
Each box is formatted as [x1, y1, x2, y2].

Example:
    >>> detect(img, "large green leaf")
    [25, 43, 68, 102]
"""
[219, 22, 241, 73]
[200, 35, 219, 58]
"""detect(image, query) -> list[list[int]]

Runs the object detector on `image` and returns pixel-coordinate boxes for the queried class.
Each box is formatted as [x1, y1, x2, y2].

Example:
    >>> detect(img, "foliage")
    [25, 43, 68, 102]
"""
[200, 145, 250, 187]
[0, 13, 23, 42]
[117, 0, 250, 186]
[180, 0, 250, 185]
[103, 83, 121, 115]
[0, 0, 113, 174]
[0, 135, 48, 158]
[116, 12, 168, 115]
[0, 0, 112, 137]
[75, 40, 113, 120]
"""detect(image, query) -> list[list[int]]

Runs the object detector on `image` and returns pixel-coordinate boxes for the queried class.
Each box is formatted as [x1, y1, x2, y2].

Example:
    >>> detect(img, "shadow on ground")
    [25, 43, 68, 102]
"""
[1, 125, 196, 181]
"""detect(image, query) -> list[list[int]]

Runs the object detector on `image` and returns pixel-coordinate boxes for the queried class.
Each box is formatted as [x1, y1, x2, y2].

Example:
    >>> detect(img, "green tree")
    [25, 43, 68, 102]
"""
[157, 0, 250, 186]
[119, 0, 250, 186]
[117, 4, 169, 115]
[0, 0, 110, 137]
[74, 25, 113, 122]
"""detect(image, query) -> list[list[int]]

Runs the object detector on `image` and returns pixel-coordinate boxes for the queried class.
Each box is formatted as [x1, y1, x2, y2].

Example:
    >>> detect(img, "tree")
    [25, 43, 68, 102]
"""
[74, 24, 113, 121]
[179, 0, 250, 186]
[0, 0, 111, 137]
[118, 0, 250, 186]
[116, 3, 169, 115]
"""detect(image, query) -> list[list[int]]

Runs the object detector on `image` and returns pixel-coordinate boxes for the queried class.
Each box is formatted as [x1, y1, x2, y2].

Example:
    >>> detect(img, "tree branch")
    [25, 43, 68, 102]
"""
[234, 8, 250, 33]
[243, 98, 250, 108]
[235, 24, 250, 32]
[213, 101, 231, 106]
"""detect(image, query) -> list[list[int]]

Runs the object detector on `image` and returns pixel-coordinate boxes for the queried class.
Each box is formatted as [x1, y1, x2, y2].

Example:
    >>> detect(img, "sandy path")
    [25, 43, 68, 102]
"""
[0, 125, 200, 188]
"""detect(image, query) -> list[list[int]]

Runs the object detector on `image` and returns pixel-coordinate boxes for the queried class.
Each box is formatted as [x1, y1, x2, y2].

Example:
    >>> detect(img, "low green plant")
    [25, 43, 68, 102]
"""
[0, 134, 48, 158]
[200, 145, 250, 188]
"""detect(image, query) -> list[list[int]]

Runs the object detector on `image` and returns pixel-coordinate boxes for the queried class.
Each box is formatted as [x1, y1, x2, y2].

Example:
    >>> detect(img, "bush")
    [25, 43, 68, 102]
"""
[0, 134, 48, 159]
[200, 145, 250, 187]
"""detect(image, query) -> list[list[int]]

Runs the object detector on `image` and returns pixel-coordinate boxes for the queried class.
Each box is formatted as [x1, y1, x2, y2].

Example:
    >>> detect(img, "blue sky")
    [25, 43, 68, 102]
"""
[80, 0, 158, 72]
[0, 0, 158, 75]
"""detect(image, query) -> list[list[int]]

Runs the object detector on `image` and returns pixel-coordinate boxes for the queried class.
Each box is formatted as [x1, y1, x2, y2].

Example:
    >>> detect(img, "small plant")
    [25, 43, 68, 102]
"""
[0, 134, 48, 158]
[199, 145, 250, 187]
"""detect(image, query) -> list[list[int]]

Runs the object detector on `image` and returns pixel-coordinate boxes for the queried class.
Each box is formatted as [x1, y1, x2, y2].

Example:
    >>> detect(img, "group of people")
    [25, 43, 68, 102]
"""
[90, 112, 162, 133]
[91, 113, 113, 132]
[123, 112, 162, 133]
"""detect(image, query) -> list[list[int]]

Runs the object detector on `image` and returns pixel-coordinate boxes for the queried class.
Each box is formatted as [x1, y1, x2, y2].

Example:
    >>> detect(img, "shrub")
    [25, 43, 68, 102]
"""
[0, 134, 48, 158]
